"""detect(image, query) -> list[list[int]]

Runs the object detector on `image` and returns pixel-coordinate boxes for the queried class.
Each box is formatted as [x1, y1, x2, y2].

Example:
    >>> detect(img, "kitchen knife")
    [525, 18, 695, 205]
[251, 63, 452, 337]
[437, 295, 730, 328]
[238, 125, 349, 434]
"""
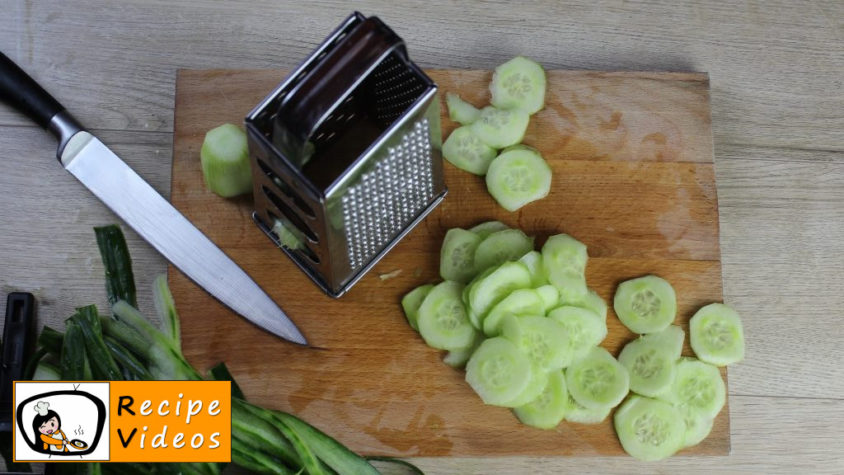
[0, 52, 307, 346]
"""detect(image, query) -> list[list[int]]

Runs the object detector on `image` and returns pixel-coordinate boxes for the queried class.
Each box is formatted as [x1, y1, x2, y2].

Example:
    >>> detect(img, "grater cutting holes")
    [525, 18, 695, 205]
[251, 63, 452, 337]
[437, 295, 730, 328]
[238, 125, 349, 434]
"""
[245, 12, 446, 297]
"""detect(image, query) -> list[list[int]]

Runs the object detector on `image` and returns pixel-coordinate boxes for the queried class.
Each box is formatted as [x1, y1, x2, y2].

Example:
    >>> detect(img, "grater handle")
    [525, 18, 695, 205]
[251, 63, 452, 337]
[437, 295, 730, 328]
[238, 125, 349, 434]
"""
[272, 15, 406, 163]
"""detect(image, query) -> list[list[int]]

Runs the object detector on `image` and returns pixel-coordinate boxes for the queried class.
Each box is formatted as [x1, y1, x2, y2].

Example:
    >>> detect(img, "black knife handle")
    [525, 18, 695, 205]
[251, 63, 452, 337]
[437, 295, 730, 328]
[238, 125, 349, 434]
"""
[0, 293, 36, 432]
[0, 52, 83, 159]
[0, 52, 65, 128]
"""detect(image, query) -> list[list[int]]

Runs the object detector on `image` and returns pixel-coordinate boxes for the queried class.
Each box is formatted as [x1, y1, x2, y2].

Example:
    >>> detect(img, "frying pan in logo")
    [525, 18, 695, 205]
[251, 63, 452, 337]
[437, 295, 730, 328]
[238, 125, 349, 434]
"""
[69, 439, 88, 449]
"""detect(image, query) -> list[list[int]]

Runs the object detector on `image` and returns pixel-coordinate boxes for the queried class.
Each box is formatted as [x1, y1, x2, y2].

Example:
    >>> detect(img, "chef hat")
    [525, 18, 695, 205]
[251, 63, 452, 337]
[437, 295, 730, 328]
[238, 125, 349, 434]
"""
[35, 401, 50, 416]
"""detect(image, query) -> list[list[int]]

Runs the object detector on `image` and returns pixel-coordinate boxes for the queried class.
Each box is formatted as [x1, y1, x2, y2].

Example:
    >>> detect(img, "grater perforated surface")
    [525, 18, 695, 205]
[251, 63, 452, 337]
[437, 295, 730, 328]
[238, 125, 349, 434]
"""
[341, 119, 435, 271]
[371, 53, 428, 126]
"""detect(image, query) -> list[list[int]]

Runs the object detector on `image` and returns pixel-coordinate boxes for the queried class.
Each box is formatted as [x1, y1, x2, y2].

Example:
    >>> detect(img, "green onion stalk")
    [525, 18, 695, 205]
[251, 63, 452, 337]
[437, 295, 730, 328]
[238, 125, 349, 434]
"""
[1, 225, 421, 475]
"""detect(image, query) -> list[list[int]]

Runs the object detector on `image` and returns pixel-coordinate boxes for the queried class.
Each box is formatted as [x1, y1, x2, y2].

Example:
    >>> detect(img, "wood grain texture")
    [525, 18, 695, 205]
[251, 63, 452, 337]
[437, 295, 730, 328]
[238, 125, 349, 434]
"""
[1, 0, 843, 472]
[170, 68, 726, 457]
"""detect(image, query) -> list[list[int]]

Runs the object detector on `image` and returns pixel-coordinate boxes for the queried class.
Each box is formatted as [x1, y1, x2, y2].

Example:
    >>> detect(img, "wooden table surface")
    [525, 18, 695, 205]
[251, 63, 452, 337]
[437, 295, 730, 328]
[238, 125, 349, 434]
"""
[1, 1, 842, 473]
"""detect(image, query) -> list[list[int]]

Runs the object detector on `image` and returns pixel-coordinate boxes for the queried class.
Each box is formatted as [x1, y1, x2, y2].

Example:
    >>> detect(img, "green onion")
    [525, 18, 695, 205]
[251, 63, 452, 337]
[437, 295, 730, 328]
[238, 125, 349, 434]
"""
[94, 225, 137, 307]
[16, 225, 422, 475]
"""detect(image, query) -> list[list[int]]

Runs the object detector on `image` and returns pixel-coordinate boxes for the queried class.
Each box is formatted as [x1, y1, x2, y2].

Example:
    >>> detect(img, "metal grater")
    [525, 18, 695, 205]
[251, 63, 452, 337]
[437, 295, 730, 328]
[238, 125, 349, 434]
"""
[245, 12, 446, 297]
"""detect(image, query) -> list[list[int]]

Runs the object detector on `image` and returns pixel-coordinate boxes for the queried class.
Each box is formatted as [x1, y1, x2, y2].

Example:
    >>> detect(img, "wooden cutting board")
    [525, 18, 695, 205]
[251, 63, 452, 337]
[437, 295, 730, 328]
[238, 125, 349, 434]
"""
[170, 69, 728, 457]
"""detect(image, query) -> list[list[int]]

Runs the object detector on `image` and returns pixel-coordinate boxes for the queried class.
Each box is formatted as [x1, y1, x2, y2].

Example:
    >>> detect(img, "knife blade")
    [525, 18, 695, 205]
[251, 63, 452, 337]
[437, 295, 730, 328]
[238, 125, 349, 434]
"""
[0, 52, 307, 345]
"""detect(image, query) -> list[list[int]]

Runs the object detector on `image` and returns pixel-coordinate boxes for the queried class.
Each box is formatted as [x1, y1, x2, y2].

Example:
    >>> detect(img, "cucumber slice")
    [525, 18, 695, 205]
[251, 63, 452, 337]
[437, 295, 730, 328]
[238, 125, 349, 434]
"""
[518, 250, 548, 287]
[440, 228, 482, 283]
[542, 234, 588, 302]
[564, 392, 612, 424]
[564, 288, 607, 321]
[514, 370, 569, 429]
[417, 281, 477, 350]
[468, 262, 532, 319]
[618, 337, 677, 397]
[469, 220, 510, 239]
[465, 337, 533, 407]
[501, 315, 574, 371]
[566, 347, 629, 410]
[445, 92, 481, 125]
[464, 266, 496, 329]
[614, 275, 677, 334]
[614, 395, 685, 461]
[679, 404, 714, 448]
[642, 325, 685, 359]
[490, 56, 547, 115]
[474, 229, 535, 273]
[401, 284, 434, 332]
[200, 123, 253, 198]
[507, 369, 550, 407]
[535, 284, 559, 313]
[482, 289, 545, 337]
[664, 358, 726, 419]
[470, 106, 530, 149]
[443, 333, 483, 368]
[689, 303, 745, 366]
[502, 143, 540, 154]
[486, 148, 552, 212]
[547, 306, 607, 360]
[442, 126, 498, 175]
[271, 219, 305, 251]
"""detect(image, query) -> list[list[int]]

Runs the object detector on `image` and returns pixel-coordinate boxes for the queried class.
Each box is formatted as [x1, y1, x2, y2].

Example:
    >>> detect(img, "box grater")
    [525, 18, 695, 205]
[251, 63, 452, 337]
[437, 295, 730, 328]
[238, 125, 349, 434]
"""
[245, 12, 446, 298]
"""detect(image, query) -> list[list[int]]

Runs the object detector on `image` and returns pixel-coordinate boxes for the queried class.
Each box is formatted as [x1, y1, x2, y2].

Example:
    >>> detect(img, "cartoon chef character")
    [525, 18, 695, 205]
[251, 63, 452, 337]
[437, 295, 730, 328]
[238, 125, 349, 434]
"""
[32, 401, 69, 452]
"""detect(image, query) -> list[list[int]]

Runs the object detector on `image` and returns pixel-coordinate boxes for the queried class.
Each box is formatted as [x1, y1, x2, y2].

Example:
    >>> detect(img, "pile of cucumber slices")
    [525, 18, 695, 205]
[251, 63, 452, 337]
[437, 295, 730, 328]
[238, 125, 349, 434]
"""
[401, 222, 745, 461]
[443, 57, 553, 211]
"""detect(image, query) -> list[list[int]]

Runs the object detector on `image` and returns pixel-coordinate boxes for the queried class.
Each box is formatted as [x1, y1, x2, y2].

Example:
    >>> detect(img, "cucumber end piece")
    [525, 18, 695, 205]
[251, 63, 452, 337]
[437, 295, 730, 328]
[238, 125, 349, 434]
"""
[200, 123, 253, 198]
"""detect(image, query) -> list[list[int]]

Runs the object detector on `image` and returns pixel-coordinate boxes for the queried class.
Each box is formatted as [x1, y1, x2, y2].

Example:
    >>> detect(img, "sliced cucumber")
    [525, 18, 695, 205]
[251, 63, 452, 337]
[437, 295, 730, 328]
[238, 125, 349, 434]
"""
[468, 261, 532, 319]
[470, 106, 530, 149]
[443, 333, 483, 368]
[642, 325, 685, 359]
[535, 284, 559, 313]
[401, 284, 434, 332]
[679, 404, 714, 448]
[442, 126, 498, 175]
[502, 143, 540, 154]
[564, 392, 612, 424]
[272, 219, 305, 251]
[514, 370, 569, 429]
[486, 148, 552, 212]
[689, 303, 745, 366]
[468, 220, 510, 239]
[473, 228, 535, 273]
[664, 358, 726, 420]
[440, 228, 482, 283]
[465, 337, 533, 407]
[565, 347, 629, 410]
[564, 288, 607, 321]
[445, 92, 481, 125]
[200, 123, 253, 198]
[614, 275, 677, 334]
[542, 234, 588, 302]
[507, 369, 550, 407]
[417, 281, 477, 350]
[547, 306, 607, 360]
[464, 266, 496, 329]
[614, 395, 685, 461]
[618, 337, 677, 398]
[482, 289, 545, 337]
[518, 250, 548, 287]
[501, 315, 573, 371]
[490, 56, 547, 115]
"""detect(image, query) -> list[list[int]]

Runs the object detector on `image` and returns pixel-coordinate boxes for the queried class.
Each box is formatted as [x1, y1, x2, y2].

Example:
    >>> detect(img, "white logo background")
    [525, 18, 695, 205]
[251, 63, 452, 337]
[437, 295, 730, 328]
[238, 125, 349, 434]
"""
[14, 382, 110, 462]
